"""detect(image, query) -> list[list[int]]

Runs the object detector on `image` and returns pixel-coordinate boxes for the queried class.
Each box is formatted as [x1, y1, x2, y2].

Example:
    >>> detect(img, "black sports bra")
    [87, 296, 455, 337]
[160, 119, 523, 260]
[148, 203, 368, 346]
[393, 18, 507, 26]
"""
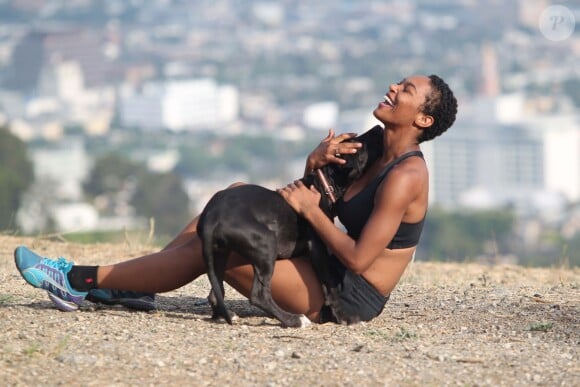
[335, 151, 425, 249]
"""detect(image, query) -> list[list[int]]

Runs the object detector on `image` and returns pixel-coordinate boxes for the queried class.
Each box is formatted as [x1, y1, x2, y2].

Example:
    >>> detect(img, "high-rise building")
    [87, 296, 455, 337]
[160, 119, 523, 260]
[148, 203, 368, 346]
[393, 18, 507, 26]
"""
[479, 42, 500, 97]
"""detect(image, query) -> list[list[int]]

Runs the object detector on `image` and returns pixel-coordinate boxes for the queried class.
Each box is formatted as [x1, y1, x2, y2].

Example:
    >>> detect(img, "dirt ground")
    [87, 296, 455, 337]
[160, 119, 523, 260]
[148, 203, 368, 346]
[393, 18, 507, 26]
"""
[0, 235, 578, 386]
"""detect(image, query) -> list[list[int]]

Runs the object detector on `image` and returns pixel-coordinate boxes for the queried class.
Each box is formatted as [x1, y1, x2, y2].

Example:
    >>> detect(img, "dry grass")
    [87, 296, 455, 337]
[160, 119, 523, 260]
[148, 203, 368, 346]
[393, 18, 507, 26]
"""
[1, 235, 578, 386]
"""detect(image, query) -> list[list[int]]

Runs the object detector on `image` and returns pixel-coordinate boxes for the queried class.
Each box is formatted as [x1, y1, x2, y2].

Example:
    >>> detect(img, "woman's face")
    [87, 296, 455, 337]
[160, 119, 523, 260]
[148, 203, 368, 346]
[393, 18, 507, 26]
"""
[373, 74, 433, 129]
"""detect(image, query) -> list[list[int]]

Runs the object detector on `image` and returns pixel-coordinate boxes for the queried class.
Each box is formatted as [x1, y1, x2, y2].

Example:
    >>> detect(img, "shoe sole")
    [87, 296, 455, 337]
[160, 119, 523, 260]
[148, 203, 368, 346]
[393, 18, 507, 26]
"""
[50, 292, 155, 312]
[118, 298, 156, 311]
[86, 294, 156, 312]
[89, 298, 157, 312]
[47, 292, 80, 312]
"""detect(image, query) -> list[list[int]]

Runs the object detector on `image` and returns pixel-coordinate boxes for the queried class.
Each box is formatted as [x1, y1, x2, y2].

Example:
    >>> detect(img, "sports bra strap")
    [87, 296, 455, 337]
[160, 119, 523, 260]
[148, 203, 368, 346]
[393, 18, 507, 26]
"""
[377, 150, 424, 181]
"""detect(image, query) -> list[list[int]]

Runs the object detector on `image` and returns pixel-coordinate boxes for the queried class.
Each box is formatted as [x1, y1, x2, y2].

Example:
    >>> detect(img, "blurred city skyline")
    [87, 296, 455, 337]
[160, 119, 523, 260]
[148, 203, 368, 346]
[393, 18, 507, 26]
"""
[0, 0, 579, 245]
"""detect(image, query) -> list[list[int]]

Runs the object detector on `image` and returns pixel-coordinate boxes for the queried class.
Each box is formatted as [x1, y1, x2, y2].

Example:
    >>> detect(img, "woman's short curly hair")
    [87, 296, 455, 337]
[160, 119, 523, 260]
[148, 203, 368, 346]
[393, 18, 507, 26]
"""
[417, 75, 458, 143]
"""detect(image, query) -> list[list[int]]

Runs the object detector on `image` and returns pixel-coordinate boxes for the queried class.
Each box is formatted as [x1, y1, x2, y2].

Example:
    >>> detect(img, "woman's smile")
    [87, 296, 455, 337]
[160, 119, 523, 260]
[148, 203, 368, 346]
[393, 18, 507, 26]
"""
[377, 94, 395, 109]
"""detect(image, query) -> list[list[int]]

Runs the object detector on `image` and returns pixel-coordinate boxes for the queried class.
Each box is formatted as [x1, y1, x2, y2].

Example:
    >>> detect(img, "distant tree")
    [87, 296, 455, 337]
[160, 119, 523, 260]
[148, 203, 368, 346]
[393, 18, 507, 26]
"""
[565, 233, 580, 267]
[174, 144, 215, 177]
[417, 208, 516, 261]
[86, 152, 190, 236]
[525, 231, 580, 268]
[132, 170, 191, 237]
[175, 134, 293, 179]
[84, 152, 144, 197]
[0, 128, 34, 230]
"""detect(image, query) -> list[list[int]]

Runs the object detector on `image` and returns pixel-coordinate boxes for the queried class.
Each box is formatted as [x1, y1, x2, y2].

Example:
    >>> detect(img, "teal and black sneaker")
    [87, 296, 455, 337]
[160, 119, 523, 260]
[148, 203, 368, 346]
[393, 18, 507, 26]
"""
[14, 246, 88, 312]
[86, 289, 156, 312]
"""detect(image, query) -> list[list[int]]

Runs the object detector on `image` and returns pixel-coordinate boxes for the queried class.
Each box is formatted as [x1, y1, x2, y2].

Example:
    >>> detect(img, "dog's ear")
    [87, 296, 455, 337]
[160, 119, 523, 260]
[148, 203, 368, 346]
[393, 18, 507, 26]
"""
[344, 125, 384, 177]
[345, 143, 368, 179]
[353, 125, 383, 172]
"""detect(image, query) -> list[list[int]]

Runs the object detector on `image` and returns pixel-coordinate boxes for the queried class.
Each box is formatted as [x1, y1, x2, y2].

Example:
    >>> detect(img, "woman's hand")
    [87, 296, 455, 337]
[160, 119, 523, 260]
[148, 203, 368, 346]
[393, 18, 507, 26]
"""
[277, 180, 321, 217]
[305, 129, 362, 173]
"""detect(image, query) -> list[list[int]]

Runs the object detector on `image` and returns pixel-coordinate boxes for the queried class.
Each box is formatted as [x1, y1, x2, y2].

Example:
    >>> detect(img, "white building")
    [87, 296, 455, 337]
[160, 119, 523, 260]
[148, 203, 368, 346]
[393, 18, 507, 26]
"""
[121, 78, 239, 132]
[51, 202, 99, 233]
[303, 101, 338, 130]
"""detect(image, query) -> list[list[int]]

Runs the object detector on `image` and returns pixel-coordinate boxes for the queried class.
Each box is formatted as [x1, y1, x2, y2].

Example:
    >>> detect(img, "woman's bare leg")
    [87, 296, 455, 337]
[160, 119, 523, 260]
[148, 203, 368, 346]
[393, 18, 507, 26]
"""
[96, 234, 325, 322]
[161, 215, 200, 251]
[97, 237, 204, 293]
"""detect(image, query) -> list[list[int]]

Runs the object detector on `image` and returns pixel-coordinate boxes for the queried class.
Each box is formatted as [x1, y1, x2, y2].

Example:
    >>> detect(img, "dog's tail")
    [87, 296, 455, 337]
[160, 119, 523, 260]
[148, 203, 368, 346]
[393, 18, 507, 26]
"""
[201, 223, 233, 325]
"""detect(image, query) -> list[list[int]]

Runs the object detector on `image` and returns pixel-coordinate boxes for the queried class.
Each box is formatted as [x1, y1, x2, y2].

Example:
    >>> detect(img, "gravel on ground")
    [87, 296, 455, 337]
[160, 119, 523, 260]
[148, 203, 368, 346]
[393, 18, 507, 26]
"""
[1, 235, 578, 386]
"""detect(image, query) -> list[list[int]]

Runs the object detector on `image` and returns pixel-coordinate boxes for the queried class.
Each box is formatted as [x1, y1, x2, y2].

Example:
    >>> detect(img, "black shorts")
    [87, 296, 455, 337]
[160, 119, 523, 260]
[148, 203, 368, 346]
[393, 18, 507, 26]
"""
[318, 255, 389, 324]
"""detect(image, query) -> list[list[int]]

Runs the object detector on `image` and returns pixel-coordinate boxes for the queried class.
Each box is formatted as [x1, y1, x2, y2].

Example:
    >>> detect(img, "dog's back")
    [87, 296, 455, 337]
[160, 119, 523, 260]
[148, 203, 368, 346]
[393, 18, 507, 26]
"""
[199, 185, 310, 258]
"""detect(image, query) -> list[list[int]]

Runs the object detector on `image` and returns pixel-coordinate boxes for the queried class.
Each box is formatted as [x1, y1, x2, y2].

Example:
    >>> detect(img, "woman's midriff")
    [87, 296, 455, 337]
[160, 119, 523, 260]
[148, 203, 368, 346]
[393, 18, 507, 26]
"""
[361, 247, 416, 296]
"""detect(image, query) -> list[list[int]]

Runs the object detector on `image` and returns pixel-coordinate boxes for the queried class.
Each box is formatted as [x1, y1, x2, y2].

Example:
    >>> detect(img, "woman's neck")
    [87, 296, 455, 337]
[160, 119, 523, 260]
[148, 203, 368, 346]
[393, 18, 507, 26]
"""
[382, 125, 420, 163]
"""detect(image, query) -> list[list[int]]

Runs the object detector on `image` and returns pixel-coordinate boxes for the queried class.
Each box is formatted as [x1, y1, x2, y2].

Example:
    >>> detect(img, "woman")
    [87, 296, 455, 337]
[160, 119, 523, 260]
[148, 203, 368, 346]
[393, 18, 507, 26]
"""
[15, 74, 457, 324]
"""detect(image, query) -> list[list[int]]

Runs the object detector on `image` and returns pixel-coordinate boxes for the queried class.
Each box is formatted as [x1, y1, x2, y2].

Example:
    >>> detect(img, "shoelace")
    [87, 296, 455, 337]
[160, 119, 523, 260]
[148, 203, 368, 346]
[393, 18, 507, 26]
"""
[41, 257, 73, 272]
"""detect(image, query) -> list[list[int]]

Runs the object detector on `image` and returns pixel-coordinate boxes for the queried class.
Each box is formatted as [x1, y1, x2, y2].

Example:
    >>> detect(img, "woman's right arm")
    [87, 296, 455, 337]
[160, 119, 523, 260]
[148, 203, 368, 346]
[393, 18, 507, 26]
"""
[304, 129, 362, 176]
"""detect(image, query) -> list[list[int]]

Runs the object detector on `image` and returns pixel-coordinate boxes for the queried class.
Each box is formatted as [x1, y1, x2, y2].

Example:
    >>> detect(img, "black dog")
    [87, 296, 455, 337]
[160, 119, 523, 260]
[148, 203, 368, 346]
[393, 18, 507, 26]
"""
[197, 126, 383, 327]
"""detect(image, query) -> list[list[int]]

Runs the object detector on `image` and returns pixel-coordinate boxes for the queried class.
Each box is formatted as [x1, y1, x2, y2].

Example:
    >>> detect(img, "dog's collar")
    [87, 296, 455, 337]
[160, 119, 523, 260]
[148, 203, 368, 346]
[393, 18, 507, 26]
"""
[316, 169, 337, 203]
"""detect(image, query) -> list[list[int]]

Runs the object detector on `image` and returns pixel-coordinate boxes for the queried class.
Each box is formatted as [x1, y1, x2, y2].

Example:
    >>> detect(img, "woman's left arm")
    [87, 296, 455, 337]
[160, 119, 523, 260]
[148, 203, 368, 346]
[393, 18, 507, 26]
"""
[278, 167, 422, 274]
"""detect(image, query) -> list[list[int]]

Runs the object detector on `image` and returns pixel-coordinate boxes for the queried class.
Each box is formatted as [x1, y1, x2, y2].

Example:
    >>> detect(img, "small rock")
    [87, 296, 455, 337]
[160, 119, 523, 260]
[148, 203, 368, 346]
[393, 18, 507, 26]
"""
[264, 361, 276, 370]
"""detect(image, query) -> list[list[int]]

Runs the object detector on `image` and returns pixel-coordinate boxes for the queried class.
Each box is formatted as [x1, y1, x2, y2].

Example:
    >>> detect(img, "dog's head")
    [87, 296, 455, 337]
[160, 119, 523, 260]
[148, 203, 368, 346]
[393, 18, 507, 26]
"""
[310, 125, 384, 216]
